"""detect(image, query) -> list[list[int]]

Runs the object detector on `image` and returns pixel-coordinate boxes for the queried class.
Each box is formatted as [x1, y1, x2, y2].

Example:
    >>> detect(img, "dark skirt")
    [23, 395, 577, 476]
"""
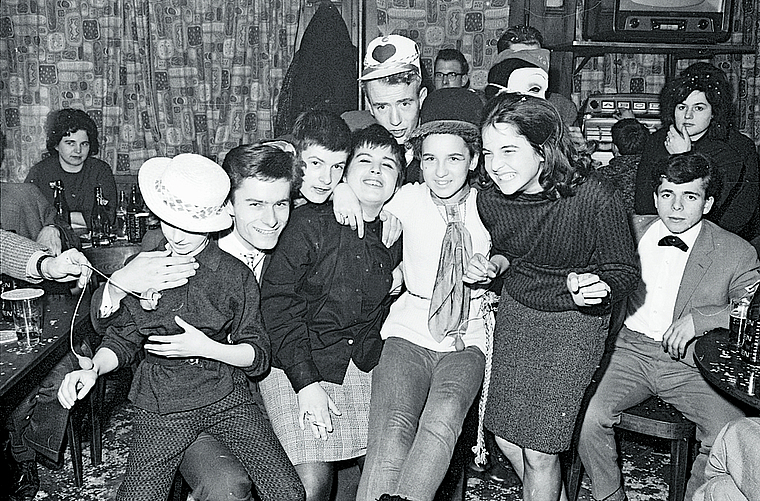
[483, 293, 609, 453]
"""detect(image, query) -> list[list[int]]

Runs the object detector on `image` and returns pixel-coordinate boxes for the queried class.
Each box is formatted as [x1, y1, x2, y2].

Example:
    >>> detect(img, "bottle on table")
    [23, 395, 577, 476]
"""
[114, 190, 128, 241]
[50, 179, 71, 226]
[741, 285, 760, 365]
[127, 185, 141, 243]
[91, 185, 111, 247]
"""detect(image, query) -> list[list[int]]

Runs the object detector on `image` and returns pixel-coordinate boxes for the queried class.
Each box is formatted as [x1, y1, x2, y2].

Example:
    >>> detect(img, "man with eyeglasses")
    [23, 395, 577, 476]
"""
[433, 49, 470, 90]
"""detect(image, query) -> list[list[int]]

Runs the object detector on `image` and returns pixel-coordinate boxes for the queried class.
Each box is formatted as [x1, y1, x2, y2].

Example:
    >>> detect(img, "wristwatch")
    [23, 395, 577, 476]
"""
[35, 253, 53, 279]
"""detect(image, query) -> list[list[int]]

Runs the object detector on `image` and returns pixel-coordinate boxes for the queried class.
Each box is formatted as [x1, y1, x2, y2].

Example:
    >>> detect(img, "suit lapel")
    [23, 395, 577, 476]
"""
[672, 223, 714, 320]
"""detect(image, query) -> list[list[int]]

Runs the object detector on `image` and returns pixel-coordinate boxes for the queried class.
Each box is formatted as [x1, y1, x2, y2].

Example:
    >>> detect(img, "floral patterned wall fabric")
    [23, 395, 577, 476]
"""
[374, 0, 511, 91]
[377, 0, 759, 144]
[0, 0, 299, 182]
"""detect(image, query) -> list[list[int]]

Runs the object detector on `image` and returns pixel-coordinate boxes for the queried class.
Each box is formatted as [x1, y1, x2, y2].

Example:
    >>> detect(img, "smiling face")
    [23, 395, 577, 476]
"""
[228, 177, 291, 251]
[421, 134, 477, 199]
[345, 144, 400, 219]
[654, 177, 713, 234]
[160, 221, 209, 256]
[299, 144, 347, 204]
[55, 129, 91, 172]
[365, 79, 426, 144]
[674, 90, 713, 141]
[482, 123, 544, 196]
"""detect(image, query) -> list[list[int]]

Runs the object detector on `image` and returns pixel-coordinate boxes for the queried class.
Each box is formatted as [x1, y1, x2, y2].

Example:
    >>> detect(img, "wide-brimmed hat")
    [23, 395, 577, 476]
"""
[359, 35, 421, 81]
[408, 88, 483, 147]
[139, 153, 232, 233]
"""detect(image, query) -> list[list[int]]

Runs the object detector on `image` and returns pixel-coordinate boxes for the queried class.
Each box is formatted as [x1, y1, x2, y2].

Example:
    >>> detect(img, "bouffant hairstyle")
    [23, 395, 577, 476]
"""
[659, 66, 733, 142]
[45, 108, 100, 157]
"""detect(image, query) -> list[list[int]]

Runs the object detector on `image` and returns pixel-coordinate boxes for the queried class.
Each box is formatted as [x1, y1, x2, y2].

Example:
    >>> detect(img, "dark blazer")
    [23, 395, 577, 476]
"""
[611, 215, 760, 364]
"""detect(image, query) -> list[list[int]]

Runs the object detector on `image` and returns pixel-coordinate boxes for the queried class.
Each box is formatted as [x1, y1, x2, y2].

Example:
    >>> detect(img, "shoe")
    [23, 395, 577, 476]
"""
[485, 460, 518, 484]
[9, 460, 39, 501]
[377, 496, 412, 501]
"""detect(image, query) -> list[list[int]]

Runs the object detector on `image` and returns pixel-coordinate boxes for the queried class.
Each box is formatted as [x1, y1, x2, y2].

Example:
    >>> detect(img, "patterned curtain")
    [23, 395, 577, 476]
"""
[0, 0, 299, 182]
[373, 0, 511, 91]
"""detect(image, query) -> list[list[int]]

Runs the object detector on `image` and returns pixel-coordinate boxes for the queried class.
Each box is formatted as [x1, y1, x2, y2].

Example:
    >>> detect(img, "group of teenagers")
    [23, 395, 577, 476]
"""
[41, 30, 760, 501]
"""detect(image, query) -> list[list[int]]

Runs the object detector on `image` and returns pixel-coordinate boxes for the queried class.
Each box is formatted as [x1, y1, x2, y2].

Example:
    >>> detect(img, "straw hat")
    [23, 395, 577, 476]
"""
[138, 153, 232, 233]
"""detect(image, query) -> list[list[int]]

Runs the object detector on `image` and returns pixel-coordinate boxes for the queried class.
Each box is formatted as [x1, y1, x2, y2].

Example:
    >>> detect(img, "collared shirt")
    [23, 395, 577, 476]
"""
[96, 239, 269, 414]
[260, 202, 403, 392]
[625, 219, 702, 341]
[218, 231, 266, 282]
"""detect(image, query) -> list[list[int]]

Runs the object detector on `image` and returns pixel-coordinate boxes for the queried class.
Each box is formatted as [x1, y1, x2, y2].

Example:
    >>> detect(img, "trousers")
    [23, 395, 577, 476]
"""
[357, 337, 484, 501]
[692, 417, 760, 501]
[117, 372, 304, 501]
[578, 327, 744, 501]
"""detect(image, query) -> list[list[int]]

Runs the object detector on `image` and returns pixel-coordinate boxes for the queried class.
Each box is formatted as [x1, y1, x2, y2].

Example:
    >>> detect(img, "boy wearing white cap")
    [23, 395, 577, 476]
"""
[351, 34, 427, 182]
[57, 154, 304, 501]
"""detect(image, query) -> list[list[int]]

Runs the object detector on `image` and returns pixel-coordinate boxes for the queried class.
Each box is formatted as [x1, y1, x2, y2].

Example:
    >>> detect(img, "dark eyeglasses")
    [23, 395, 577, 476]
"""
[434, 71, 464, 80]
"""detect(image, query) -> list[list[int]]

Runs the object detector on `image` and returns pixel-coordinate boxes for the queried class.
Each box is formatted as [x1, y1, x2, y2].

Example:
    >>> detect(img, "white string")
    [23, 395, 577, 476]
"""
[69, 262, 155, 364]
[471, 290, 498, 466]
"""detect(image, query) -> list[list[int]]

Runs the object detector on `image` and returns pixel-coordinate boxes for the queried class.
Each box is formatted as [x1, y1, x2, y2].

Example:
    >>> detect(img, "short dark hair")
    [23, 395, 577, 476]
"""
[611, 119, 650, 155]
[479, 92, 591, 199]
[223, 143, 299, 203]
[345, 124, 406, 189]
[652, 151, 722, 202]
[660, 65, 734, 141]
[497, 25, 544, 53]
[292, 109, 352, 155]
[46, 108, 100, 156]
[435, 49, 469, 76]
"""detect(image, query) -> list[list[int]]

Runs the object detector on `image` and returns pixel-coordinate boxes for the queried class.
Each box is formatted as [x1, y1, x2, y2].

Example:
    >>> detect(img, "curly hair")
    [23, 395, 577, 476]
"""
[659, 66, 733, 142]
[478, 93, 591, 199]
[45, 108, 100, 156]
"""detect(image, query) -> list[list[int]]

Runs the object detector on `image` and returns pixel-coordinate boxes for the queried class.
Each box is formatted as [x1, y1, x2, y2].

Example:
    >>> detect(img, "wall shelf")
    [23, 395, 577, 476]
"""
[548, 41, 755, 76]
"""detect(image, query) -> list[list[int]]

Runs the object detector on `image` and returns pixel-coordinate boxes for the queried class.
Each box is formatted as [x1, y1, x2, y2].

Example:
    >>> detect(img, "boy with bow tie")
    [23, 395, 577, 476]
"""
[578, 151, 760, 501]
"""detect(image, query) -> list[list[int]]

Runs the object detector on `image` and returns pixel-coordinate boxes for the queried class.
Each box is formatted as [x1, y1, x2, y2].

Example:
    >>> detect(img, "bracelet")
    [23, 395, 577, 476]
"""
[35, 254, 53, 278]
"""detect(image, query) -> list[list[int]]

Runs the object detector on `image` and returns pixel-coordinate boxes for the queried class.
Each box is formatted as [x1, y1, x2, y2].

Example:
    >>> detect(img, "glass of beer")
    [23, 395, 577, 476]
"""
[0, 288, 44, 353]
[730, 297, 750, 348]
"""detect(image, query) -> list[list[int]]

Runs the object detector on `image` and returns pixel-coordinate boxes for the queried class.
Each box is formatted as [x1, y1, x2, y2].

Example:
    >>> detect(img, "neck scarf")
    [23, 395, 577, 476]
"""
[428, 187, 473, 351]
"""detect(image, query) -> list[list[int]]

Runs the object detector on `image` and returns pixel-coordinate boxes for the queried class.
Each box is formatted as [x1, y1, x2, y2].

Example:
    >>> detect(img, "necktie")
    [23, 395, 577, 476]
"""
[244, 252, 266, 280]
[658, 235, 688, 252]
[429, 191, 472, 351]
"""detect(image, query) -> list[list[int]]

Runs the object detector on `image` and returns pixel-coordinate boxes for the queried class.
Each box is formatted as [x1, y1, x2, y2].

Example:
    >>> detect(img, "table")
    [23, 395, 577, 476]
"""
[694, 328, 760, 411]
[0, 293, 92, 420]
[83, 242, 141, 277]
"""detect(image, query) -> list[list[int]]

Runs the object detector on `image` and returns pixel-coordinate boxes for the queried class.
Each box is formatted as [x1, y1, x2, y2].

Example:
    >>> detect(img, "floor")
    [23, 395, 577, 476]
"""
[5, 370, 672, 501]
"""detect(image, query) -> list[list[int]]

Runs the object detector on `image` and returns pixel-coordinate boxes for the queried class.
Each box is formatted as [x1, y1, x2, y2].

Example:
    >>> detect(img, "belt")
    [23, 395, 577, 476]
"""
[144, 352, 205, 367]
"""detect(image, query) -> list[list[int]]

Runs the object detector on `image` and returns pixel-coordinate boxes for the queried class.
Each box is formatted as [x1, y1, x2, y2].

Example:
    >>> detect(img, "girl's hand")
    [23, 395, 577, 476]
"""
[297, 382, 342, 441]
[665, 125, 691, 154]
[567, 272, 611, 307]
[144, 315, 212, 358]
[464, 254, 501, 285]
[332, 183, 364, 237]
[379, 210, 402, 248]
[58, 368, 98, 409]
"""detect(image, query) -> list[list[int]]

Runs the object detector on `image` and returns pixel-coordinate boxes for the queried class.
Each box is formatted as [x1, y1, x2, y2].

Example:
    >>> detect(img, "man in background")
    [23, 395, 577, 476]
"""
[433, 49, 470, 90]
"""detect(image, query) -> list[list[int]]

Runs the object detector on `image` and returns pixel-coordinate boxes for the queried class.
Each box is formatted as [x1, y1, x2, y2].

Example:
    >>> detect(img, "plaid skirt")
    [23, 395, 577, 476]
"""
[259, 361, 372, 465]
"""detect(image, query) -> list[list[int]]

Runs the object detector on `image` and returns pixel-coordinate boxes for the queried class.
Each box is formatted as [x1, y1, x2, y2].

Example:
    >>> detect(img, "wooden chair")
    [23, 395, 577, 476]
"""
[566, 395, 697, 501]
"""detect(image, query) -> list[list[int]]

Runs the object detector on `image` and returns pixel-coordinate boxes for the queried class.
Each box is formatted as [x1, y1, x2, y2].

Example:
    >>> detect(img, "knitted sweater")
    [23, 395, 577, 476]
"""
[477, 175, 639, 312]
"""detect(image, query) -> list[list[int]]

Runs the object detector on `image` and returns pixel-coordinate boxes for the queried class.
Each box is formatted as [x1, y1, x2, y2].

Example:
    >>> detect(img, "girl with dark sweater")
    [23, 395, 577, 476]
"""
[464, 93, 639, 501]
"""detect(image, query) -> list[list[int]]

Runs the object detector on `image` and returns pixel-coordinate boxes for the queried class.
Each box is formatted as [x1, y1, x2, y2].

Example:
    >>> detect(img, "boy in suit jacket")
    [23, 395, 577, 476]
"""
[578, 151, 760, 501]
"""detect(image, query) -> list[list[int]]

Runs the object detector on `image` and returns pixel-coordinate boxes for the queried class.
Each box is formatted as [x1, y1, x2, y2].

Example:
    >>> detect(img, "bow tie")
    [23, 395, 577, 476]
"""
[658, 235, 688, 252]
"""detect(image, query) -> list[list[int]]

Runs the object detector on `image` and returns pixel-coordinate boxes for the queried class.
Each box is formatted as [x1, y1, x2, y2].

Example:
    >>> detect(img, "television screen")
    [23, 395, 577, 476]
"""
[619, 0, 725, 12]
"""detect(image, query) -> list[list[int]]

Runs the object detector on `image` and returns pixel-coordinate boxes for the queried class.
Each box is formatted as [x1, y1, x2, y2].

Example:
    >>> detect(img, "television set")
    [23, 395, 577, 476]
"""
[584, 0, 733, 43]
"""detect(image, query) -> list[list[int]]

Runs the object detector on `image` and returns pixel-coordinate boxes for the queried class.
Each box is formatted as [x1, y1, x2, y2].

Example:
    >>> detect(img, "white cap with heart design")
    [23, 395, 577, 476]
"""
[359, 34, 421, 81]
